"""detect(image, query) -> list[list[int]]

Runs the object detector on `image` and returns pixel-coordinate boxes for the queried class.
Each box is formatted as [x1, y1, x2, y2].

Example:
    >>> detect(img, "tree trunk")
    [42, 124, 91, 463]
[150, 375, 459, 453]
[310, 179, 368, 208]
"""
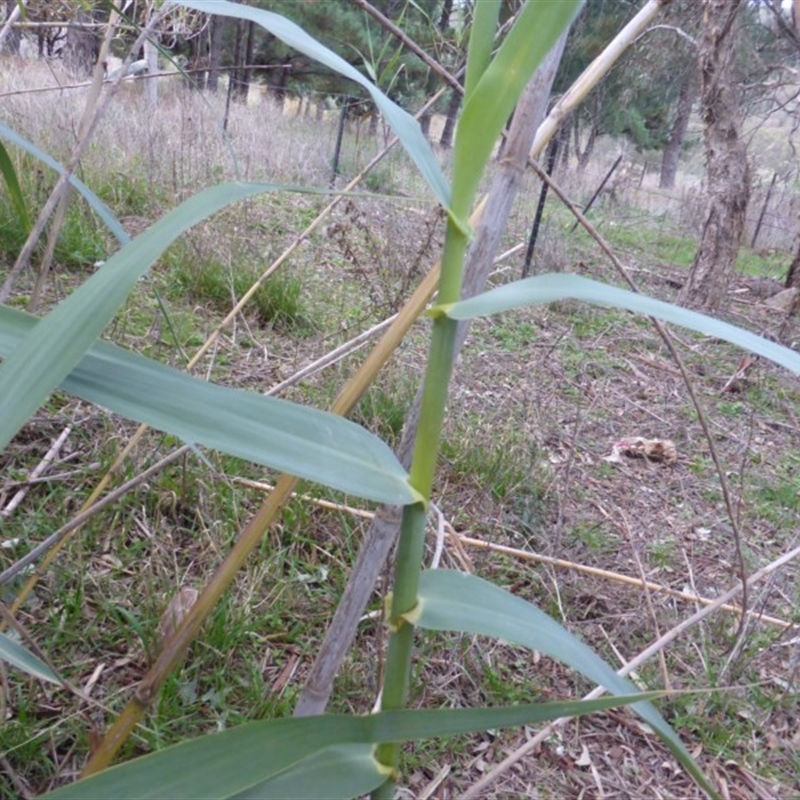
[206, 15, 224, 92]
[786, 242, 800, 289]
[63, 9, 98, 76]
[659, 71, 694, 189]
[273, 60, 292, 111]
[439, 87, 461, 149]
[0, 0, 22, 54]
[189, 28, 206, 90]
[678, 0, 750, 310]
[420, 0, 453, 140]
[144, 38, 158, 110]
[238, 20, 255, 103]
[576, 122, 598, 170]
[232, 20, 253, 103]
[419, 113, 431, 137]
[229, 20, 243, 102]
[558, 119, 571, 169]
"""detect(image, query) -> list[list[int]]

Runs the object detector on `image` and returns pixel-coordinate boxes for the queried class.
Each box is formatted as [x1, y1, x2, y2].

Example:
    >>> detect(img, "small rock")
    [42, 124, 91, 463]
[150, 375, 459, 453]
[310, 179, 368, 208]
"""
[764, 287, 799, 314]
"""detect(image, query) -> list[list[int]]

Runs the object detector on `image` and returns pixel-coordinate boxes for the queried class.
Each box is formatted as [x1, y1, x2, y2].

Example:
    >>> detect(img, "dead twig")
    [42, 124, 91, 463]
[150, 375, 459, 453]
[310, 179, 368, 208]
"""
[350, 0, 462, 94]
[1, 424, 72, 519]
[229, 479, 795, 630]
[456, 532, 795, 630]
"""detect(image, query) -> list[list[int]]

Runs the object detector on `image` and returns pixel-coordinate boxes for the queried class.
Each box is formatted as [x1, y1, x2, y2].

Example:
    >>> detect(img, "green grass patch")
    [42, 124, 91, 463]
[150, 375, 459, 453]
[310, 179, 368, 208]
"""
[602, 220, 698, 267]
[95, 168, 162, 218]
[0, 190, 107, 270]
[441, 437, 532, 503]
[353, 381, 415, 447]
[568, 522, 615, 554]
[166, 246, 316, 334]
[735, 246, 787, 278]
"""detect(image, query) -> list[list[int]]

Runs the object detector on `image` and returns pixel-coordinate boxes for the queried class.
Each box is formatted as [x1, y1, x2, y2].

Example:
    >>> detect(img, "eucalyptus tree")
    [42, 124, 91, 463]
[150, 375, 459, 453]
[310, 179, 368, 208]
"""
[678, 0, 750, 310]
[200, 0, 441, 112]
[553, 0, 700, 173]
[753, 0, 800, 289]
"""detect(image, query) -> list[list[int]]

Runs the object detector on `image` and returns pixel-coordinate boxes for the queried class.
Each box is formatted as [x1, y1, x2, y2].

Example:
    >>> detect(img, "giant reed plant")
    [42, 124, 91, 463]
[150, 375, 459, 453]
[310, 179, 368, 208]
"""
[4, 1, 800, 796]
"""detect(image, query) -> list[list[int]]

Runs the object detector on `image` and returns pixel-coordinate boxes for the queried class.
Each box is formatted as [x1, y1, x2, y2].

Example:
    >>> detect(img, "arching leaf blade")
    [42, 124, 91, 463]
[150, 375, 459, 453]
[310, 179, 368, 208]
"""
[42, 716, 365, 800]
[0, 120, 128, 244]
[42, 696, 674, 799]
[0, 305, 414, 506]
[0, 139, 32, 233]
[437, 273, 800, 376]
[415, 570, 715, 797]
[173, 0, 450, 209]
[0, 631, 61, 685]
[232, 744, 386, 800]
[452, 0, 583, 214]
[463, 0, 501, 101]
[0, 182, 281, 454]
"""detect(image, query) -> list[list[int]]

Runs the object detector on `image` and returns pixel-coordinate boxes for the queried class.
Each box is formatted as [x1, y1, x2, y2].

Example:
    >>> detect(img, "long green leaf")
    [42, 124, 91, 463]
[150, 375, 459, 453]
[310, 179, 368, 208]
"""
[415, 570, 716, 797]
[0, 139, 32, 233]
[463, 0, 501, 101]
[0, 305, 415, 505]
[173, 0, 450, 209]
[0, 182, 278, 453]
[0, 631, 61, 684]
[232, 744, 386, 800]
[437, 272, 800, 376]
[452, 1, 583, 217]
[42, 694, 669, 799]
[0, 121, 128, 244]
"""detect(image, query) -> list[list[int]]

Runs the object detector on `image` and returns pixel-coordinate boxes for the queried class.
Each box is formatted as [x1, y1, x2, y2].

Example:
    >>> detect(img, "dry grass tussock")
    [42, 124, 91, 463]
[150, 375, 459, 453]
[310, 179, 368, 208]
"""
[2, 58, 800, 799]
[0, 58, 370, 196]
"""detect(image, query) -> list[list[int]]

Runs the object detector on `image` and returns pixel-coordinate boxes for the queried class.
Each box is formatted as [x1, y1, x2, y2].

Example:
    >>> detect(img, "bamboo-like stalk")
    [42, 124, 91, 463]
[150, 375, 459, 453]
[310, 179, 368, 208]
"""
[372, 1, 490, 779]
[373, 219, 469, 795]
[296, 0, 665, 720]
[529, 0, 668, 159]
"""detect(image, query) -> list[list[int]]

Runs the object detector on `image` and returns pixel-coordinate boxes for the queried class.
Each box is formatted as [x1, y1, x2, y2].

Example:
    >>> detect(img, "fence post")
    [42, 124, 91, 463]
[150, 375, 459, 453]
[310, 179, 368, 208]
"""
[569, 153, 623, 233]
[750, 171, 778, 249]
[330, 97, 351, 188]
[522, 136, 559, 277]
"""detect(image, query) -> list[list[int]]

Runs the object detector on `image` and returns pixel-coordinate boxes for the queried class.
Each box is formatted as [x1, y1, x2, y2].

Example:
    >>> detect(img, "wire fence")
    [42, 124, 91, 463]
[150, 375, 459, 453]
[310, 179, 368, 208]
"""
[2, 50, 797, 261]
[546, 156, 798, 258]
